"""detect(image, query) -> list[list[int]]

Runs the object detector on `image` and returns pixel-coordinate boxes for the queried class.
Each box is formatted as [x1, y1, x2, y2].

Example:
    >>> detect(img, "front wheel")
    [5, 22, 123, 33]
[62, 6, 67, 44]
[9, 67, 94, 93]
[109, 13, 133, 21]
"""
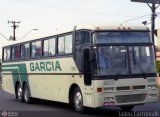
[73, 87, 84, 113]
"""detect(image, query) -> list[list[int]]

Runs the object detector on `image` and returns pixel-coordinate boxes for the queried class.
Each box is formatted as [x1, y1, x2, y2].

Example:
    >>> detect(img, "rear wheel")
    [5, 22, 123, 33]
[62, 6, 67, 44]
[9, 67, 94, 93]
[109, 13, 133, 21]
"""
[73, 87, 84, 113]
[24, 84, 32, 104]
[16, 84, 24, 102]
[121, 105, 134, 111]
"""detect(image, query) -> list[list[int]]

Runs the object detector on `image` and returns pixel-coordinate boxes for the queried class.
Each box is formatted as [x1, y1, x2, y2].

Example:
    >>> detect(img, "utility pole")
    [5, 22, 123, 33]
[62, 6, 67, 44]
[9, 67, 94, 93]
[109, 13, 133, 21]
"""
[131, 0, 160, 59]
[8, 20, 20, 41]
[148, 3, 159, 56]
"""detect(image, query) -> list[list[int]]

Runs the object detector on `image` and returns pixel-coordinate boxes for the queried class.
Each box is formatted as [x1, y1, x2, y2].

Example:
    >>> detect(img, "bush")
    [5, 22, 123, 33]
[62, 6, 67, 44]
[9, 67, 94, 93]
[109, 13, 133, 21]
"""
[156, 60, 160, 75]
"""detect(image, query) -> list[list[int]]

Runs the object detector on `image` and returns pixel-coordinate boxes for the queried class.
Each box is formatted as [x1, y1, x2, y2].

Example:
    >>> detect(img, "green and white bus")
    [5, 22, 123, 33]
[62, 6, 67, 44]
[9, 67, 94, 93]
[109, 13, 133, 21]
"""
[2, 24, 158, 112]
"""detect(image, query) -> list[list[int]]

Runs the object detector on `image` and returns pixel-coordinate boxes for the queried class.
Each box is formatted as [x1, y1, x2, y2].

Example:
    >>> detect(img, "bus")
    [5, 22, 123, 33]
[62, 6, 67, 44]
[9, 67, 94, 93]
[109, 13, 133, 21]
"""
[1, 24, 158, 113]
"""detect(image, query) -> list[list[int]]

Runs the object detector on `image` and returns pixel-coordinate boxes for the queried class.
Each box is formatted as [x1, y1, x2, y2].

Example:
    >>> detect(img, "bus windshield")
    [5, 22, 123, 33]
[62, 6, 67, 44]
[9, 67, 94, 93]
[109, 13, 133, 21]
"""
[93, 31, 151, 44]
[94, 46, 156, 76]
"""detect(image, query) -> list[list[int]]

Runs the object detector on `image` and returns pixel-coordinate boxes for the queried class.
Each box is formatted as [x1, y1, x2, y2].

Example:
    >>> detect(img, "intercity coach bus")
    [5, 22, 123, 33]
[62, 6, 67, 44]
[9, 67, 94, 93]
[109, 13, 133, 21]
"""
[1, 24, 158, 113]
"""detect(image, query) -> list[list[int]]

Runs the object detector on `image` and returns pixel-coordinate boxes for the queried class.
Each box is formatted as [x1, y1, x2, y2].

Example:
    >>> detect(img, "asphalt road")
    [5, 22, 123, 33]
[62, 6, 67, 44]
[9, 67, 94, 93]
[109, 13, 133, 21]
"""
[0, 89, 160, 117]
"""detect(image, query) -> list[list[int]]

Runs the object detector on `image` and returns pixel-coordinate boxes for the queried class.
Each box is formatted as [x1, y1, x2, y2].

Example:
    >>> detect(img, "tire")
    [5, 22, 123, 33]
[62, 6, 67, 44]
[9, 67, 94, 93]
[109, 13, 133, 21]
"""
[121, 105, 134, 111]
[16, 84, 24, 102]
[24, 84, 33, 104]
[73, 87, 84, 113]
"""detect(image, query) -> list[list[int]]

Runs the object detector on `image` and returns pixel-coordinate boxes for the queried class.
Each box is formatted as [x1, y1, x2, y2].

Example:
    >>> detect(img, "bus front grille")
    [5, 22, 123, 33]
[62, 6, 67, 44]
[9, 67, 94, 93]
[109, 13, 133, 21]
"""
[116, 85, 146, 91]
[133, 85, 145, 90]
[115, 93, 147, 103]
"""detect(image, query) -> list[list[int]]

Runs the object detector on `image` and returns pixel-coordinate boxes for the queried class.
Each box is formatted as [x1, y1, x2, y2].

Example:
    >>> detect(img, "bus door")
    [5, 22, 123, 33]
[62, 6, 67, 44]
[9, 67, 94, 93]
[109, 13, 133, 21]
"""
[75, 30, 92, 86]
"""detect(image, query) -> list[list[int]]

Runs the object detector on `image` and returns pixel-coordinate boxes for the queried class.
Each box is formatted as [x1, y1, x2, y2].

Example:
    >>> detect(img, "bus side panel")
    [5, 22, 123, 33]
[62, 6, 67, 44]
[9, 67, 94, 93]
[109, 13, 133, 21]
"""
[2, 63, 30, 95]
[26, 57, 79, 103]
[2, 72, 15, 94]
[28, 75, 72, 103]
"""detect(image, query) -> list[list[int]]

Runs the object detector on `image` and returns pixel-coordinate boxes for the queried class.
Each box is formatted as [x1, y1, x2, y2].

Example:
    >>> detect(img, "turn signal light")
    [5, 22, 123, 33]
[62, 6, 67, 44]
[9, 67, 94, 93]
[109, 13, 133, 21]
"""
[97, 88, 103, 92]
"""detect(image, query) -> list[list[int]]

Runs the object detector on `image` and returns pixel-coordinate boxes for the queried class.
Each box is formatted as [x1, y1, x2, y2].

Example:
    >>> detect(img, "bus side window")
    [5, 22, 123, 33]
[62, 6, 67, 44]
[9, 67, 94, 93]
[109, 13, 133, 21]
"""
[31, 41, 42, 57]
[58, 36, 65, 55]
[65, 34, 72, 54]
[11, 45, 20, 60]
[43, 38, 56, 56]
[58, 34, 72, 55]
[21, 43, 30, 59]
[15, 46, 20, 60]
[31, 42, 36, 57]
[3, 47, 11, 61]
[76, 31, 90, 44]
[36, 41, 42, 57]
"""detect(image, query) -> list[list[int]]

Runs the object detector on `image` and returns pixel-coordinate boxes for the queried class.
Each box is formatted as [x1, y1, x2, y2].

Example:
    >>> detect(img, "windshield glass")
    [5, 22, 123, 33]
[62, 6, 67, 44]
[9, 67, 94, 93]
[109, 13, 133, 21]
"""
[94, 46, 156, 76]
[129, 46, 155, 74]
[93, 31, 151, 44]
[94, 46, 129, 76]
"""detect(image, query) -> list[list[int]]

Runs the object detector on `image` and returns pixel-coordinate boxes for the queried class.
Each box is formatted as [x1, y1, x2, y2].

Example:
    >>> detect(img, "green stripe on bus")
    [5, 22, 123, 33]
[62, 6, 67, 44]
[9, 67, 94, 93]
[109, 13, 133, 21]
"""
[2, 64, 30, 93]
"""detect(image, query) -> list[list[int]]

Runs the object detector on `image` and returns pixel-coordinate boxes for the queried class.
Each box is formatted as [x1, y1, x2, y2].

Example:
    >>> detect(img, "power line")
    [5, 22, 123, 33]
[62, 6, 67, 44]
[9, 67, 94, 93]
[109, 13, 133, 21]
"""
[18, 0, 139, 18]
[123, 12, 160, 23]
[123, 14, 151, 22]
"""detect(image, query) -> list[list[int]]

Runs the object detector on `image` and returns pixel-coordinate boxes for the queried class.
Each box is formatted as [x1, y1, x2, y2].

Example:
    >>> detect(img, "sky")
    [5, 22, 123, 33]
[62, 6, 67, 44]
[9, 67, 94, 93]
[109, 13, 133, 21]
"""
[0, 0, 160, 58]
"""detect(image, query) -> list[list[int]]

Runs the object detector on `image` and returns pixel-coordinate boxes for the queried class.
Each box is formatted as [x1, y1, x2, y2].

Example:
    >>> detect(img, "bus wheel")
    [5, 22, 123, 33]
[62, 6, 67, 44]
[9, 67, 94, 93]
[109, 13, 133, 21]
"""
[24, 84, 32, 104]
[16, 84, 24, 102]
[73, 87, 84, 113]
[121, 106, 134, 111]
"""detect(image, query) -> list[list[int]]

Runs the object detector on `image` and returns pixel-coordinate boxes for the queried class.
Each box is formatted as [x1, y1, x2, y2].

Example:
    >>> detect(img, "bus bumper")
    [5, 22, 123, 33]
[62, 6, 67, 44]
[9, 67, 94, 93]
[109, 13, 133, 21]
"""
[93, 90, 158, 108]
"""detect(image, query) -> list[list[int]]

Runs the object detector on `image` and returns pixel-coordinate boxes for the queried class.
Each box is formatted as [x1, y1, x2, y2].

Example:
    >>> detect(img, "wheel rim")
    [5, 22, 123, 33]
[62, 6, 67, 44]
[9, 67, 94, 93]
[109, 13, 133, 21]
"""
[24, 87, 29, 102]
[17, 87, 22, 100]
[74, 92, 82, 109]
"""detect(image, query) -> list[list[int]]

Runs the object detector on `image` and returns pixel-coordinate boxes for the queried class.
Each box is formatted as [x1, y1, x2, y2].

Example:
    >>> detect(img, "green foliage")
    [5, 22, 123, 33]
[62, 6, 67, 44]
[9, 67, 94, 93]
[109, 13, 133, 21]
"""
[159, 85, 160, 98]
[156, 61, 160, 75]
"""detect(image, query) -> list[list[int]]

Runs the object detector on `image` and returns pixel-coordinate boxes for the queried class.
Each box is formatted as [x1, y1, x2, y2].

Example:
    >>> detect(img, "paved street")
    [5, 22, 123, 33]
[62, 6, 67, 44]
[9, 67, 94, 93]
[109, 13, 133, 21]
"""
[0, 89, 160, 117]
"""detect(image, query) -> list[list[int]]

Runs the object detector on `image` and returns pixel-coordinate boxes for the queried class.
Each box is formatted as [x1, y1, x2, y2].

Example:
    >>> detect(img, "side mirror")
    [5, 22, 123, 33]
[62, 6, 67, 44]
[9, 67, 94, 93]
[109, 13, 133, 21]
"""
[90, 49, 95, 62]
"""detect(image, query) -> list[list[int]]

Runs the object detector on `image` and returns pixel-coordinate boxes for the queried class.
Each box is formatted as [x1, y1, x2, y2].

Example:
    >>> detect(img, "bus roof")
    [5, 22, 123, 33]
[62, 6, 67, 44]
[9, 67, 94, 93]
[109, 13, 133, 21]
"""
[76, 23, 149, 30]
[2, 23, 149, 47]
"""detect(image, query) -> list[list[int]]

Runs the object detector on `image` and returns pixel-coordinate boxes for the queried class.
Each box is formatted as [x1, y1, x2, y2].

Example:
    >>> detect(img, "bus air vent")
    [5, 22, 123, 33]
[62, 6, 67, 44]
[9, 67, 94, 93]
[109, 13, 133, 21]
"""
[115, 93, 147, 103]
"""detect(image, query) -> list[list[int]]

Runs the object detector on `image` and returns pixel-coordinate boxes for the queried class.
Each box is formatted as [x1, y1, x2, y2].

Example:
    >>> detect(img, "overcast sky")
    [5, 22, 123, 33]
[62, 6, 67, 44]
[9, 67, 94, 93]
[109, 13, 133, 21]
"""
[0, 0, 160, 58]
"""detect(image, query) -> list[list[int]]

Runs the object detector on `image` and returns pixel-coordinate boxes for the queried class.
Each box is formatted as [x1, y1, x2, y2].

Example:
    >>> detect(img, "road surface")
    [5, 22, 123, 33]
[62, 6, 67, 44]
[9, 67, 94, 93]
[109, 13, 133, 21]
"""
[0, 89, 160, 117]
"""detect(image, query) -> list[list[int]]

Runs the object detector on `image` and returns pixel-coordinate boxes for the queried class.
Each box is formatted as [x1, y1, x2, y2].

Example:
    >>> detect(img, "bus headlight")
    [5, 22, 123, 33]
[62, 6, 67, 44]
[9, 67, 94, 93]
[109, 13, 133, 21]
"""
[104, 97, 114, 102]
[148, 94, 157, 98]
[148, 78, 156, 83]
[147, 85, 157, 89]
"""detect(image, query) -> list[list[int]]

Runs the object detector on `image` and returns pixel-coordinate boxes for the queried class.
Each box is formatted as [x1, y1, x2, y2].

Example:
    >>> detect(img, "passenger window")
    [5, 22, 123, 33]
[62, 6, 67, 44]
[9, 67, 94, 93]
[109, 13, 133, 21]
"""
[3, 47, 11, 61]
[43, 38, 55, 56]
[11, 45, 20, 60]
[65, 35, 72, 54]
[58, 34, 72, 55]
[21, 43, 30, 59]
[31, 41, 42, 57]
[58, 36, 65, 55]
[76, 31, 90, 44]
[31, 42, 36, 57]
